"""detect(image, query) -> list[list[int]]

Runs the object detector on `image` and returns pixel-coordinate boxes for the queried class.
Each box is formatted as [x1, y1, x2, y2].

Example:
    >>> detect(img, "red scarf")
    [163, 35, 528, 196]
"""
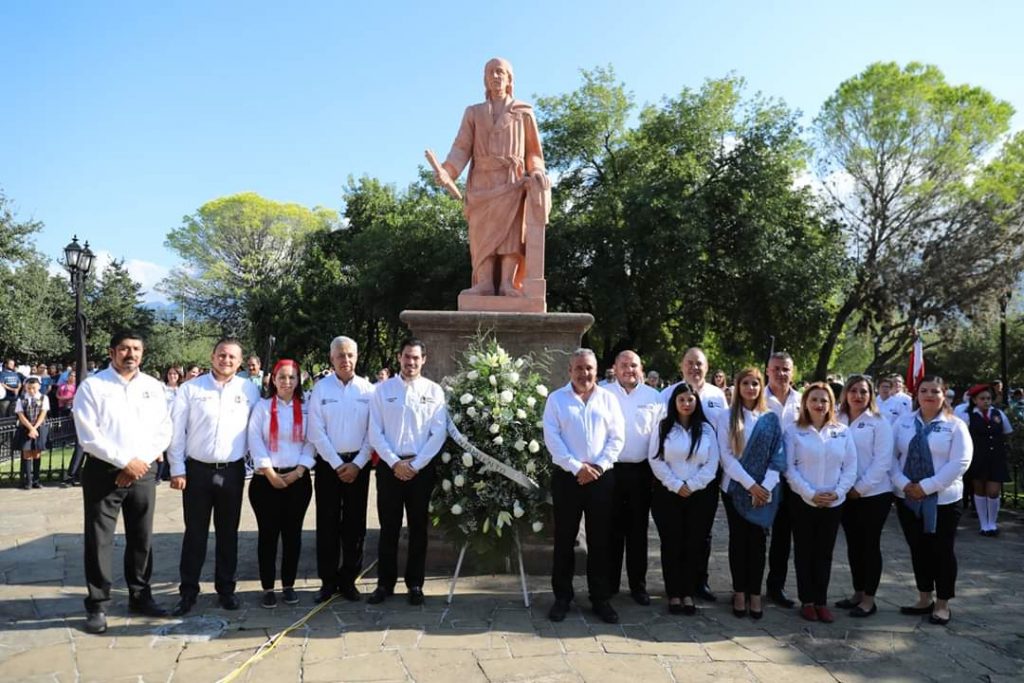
[269, 359, 303, 452]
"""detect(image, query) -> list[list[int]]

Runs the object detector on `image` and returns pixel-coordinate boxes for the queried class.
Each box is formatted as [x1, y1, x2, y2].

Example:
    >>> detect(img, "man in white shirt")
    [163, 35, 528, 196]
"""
[764, 351, 802, 609]
[878, 376, 912, 424]
[308, 336, 375, 603]
[73, 331, 173, 634]
[168, 338, 261, 616]
[606, 350, 662, 605]
[544, 348, 625, 624]
[658, 347, 726, 601]
[367, 338, 447, 606]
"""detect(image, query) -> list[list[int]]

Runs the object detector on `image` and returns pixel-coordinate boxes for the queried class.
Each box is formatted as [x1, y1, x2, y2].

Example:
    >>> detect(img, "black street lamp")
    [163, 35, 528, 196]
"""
[999, 288, 1011, 406]
[62, 236, 95, 383]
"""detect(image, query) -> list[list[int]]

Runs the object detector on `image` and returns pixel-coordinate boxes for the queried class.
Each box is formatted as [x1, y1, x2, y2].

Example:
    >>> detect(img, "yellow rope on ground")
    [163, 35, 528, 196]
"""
[215, 559, 378, 683]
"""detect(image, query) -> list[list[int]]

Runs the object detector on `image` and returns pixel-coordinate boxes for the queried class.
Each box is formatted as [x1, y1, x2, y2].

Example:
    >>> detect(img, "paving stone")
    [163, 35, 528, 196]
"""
[504, 633, 564, 657]
[400, 649, 489, 683]
[419, 629, 493, 650]
[382, 627, 422, 649]
[479, 654, 573, 681]
[565, 652, 673, 681]
[0, 642, 77, 681]
[704, 638, 769, 662]
[747, 662, 839, 682]
[76, 643, 183, 680]
[304, 651, 406, 682]
[241, 644, 304, 682]
[341, 630, 386, 656]
[668, 660, 755, 681]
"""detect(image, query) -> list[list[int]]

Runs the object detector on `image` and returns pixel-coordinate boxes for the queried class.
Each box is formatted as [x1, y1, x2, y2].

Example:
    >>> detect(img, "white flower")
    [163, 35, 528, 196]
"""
[516, 408, 527, 420]
[441, 452, 451, 463]
[452, 413, 462, 424]
[462, 453, 475, 467]
[466, 406, 477, 418]
[467, 370, 479, 381]
[513, 501, 525, 518]
[515, 358, 525, 369]
[451, 504, 463, 515]
[492, 436, 503, 446]
[499, 389, 514, 403]
[489, 375, 498, 386]
[532, 521, 543, 532]
[536, 384, 548, 397]
[488, 422, 500, 434]
[526, 460, 536, 474]
[497, 511, 512, 528]
[526, 396, 536, 408]
[514, 439, 527, 451]
[528, 440, 540, 454]
[535, 420, 543, 429]
[459, 393, 473, 405]
[454, 474, 465, 487]
[441, 479, 452, 492]
[482, 517, 490, 533]
[468, 354, 479, 365]
[507, 371, 520, 384]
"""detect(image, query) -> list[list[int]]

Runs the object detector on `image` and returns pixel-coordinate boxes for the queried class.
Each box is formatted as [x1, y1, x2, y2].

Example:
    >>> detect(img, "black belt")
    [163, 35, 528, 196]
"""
[187, 459, 242, 470]
[398, 454, 416, 460]
[338, 451, 358, 464]
[256, 466, 297, 475]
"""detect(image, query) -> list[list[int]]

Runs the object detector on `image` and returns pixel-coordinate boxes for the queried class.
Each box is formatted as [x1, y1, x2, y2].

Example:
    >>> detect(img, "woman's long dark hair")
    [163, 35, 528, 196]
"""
[654, 382, 708, 460]
[266, 360, 304, 402]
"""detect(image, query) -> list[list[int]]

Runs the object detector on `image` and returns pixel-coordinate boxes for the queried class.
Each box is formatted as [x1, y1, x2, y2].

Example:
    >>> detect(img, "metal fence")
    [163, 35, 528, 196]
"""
[0, 415, 79, 485]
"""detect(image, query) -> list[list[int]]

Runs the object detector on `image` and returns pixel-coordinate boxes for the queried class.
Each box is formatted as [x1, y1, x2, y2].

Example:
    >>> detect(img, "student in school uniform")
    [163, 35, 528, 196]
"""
[14, 377, 50, 489]
[961, 384, 1013, 537]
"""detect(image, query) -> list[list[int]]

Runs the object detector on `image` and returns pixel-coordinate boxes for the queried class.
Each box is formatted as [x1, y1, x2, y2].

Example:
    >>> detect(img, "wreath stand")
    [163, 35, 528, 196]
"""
[446, 527, 531, 608]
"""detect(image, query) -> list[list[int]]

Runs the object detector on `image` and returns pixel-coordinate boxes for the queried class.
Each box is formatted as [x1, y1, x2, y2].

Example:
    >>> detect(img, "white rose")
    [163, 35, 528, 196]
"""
[462, 453, 475, 467]
[441, 479, 452, 492]
[459, 393, 473, 405]
[515, 358, 525, 369]
[513, 501, 525, 518]
[441, 452, 451, 463]
[536, 384, 548, 397]
[526, 396, 536, 408]
[454, 474, 465, 487]
[535, 420, 543, 429]
[466, 370, 479, 381]
[528, 440, 540, 454]
[492, 436, 503, 446]
[507, 371, 520, 384]
[489, 375, 498, 386]
[466, 406, 477, 418]
[516, 408, 527, 419]
[468, 354, 479, 365]
[532, 521, 543, 532]
[451, 504, 463, 515]
[499, 389, 514, 403]
[489, 422, 500, 434]
[514, 439, 527, 451]
[526, 460, 536, 474]
[452, 413, 462, 424]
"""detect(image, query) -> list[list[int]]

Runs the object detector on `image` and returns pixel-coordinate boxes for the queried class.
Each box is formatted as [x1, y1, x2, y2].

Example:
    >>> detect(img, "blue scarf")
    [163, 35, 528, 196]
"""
[728, 411, 786, 529]
[903, 417, 939, 534]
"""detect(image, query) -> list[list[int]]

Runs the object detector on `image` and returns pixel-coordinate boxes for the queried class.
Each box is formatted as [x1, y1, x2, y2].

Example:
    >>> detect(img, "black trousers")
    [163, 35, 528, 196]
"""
[82, 457, 157, 612]
[551, 467, 615, 604]
[375, 459, 436, 591]
[608, 461, 652, 594]
[248, 473, 312, 590]
[766, 480, 794, 592]
[651, 484, 716, 599]
[179, 458, 245, 598]
[897, 500, 961, 600]
[791, 498, 843, 606]
[841, 493, 893, 596]
[722, 491, 769, 596]
[314, 457, 371, 590]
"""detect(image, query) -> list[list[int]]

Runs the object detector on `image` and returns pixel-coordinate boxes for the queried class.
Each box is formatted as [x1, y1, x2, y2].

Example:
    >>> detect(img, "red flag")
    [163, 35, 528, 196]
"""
[906, 336, 925, 393]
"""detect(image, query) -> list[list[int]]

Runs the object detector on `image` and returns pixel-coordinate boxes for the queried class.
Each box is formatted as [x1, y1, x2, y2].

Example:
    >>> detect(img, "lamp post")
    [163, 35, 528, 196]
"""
[1000, 289, 1011, 406]
[62, 236, 95, 383]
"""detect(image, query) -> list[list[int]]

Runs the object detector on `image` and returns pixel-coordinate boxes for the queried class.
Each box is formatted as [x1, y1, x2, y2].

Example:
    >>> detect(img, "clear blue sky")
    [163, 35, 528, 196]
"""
[3, 0, 1022, 301]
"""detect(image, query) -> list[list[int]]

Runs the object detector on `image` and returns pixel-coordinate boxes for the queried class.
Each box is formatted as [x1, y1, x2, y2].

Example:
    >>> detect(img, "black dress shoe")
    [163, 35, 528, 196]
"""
[767, 589, 795, 608]
[592, 601, 619, 624]
[408, 587, 425, 606]
[314, 587, 336, 604]
[367, 587, 390, 605]
[749, 608, 763, 620]
[682, 602, 697, 616]
[668, 602, 684, 615]
[128, 597, 168, 617]
[281, 587, 299, 605]
[850, 604, 877, 618]
[338, 585, 361, 602]
[695, 583, 717, 602]
[171, 596, 196, 617]
[218, 593, 241, 610]
[548, 599, 571, 622]
[899, 602, 934, 615]
[834, 597, 859, 609]
[630, 590, 651, 606]
[928, 609, 951, 626]
[84, 610, 107, 634]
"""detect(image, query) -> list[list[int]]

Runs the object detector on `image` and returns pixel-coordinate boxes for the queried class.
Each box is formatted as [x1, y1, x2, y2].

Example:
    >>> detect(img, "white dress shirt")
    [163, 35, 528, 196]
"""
[543, 383, 625, 474]
[308, 373, 375, 469]
[715, 408, 781, 493]
[72, 367, 172, 468]
[784, 421, 858, 507]
[891, 411, 973, 505]
[766, 385, 801, 429]
[660, 382, 728, 424]
[167, 373, 262, 476]
[607, 381, 663, 463]
[15, 394, 50, 417]
[368, 374, 447, 471]
[879, 394, 912, 424]
[647, 421, 719, 493]
[838, 411, 894, 498]
[247, 397, 316, 470]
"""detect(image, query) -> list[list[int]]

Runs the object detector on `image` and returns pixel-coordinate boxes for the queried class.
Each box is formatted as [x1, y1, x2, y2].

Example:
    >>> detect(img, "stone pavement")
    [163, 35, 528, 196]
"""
[1, 478, 1023, 682]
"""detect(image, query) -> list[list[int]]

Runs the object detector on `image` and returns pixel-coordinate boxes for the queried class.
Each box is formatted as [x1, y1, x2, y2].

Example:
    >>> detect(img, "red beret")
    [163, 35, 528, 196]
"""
[966, 383, 991, 398]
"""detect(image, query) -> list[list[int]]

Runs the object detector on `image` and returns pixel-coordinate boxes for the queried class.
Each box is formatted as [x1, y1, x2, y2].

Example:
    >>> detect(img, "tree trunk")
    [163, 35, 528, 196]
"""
[814, 293, 862, 381]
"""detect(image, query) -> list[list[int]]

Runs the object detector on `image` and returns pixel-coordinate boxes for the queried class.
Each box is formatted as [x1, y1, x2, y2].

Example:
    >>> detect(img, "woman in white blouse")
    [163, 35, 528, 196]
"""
[835, 376, 893, 618]
[247, 359, 315, 609]
[784, 382, 857, 623]
[892, 375, 972, 626]
[647, 382, 720, 615]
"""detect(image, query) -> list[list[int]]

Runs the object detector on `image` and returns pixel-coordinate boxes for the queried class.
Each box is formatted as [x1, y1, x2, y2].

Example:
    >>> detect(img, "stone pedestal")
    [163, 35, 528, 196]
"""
[399, 310, 594, 388]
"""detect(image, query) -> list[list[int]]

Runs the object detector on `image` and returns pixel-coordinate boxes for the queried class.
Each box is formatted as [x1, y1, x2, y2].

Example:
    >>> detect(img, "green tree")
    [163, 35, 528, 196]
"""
[161, 192, 338, 339]
[84, 260, 155, 360]
[812, 62, 1024, 377]
[0, 188, 42, 267]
